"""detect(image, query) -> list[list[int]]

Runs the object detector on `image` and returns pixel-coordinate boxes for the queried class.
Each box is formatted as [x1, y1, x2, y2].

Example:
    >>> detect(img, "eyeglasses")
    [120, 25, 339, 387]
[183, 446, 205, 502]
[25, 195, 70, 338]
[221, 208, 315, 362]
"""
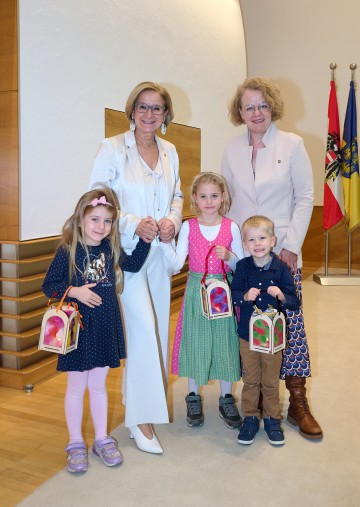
[241, 103, 271, 116]
[135, 102, 166, 115]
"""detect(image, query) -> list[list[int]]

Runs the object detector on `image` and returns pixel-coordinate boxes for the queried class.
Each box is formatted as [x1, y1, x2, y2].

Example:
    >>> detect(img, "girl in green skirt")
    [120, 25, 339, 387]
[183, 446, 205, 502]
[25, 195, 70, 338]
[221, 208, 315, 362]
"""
[161, 173, 243, 429]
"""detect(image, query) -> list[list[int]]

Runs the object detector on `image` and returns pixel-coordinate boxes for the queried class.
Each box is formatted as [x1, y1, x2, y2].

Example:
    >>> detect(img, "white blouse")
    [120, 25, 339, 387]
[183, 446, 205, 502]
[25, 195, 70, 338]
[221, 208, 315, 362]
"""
[160, 219, 244, 274]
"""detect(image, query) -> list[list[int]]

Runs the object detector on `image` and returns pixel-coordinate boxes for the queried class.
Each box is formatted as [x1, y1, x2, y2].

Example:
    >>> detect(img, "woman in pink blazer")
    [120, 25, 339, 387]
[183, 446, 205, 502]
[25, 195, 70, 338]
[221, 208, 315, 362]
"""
[221, 77, 322, 440]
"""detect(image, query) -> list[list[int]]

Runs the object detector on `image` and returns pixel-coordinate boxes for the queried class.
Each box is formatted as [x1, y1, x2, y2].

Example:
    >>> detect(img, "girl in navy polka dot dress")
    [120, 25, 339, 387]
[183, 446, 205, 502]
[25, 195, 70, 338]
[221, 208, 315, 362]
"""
[42, 188, 150, 473]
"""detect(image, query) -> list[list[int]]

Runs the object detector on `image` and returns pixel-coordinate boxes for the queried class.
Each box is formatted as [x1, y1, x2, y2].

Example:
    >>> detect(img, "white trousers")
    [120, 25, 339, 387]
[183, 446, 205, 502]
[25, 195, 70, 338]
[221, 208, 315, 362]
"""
[120, 246, 170, 427]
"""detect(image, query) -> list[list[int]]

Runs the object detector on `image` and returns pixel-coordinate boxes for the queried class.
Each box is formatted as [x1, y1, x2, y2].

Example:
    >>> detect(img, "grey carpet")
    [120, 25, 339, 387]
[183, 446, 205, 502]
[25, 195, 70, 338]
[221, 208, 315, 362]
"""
[18, 279, 360, 507]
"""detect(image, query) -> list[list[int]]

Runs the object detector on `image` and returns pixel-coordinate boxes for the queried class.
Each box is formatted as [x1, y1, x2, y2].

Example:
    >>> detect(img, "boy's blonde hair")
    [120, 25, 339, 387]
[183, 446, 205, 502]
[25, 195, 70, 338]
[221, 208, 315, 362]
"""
[190, 172, 231, 216]
[241, 215, 275, 238]
[59, 186, 124, 293]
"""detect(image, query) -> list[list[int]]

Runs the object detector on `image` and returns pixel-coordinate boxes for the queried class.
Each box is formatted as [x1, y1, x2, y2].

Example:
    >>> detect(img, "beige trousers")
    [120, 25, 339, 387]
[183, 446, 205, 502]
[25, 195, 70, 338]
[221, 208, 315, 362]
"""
[240, 339, 282, 420]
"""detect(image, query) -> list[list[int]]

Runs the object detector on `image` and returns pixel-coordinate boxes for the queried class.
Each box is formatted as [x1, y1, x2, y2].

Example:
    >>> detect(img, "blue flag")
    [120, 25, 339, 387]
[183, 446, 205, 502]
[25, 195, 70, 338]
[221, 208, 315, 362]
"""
[341, 80, 360, 232]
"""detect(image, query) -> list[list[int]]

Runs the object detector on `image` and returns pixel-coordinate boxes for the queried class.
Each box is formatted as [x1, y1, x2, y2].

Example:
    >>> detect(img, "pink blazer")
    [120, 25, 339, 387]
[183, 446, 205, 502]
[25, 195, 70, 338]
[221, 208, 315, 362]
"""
[221, 122, 314, 268]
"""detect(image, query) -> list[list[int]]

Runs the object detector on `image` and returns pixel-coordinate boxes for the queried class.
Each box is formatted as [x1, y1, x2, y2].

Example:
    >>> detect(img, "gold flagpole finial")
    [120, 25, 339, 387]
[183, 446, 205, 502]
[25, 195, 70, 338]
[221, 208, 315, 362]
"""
[350, 63, 357, 81]
[329, 62, 337, 81]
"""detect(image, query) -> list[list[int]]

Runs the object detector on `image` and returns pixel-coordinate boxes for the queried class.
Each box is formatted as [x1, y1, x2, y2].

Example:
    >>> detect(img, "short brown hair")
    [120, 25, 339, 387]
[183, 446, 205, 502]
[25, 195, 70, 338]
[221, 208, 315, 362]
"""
[125, 81, 174, 126]
[228, 77, 284, 126]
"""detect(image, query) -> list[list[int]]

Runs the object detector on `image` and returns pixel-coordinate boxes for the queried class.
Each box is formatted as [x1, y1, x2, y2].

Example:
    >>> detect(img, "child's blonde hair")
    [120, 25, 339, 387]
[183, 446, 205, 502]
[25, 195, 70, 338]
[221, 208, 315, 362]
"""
[59, 187, 124, 292]
[241, 215, 275, 238]
[190, 172, 231, 216]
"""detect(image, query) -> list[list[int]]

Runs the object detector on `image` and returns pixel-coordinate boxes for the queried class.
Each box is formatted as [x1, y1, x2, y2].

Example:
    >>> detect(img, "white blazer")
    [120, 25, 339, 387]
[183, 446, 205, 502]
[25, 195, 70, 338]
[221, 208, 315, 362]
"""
[89, 130, 183, 251]
[221, 122, 314, 268]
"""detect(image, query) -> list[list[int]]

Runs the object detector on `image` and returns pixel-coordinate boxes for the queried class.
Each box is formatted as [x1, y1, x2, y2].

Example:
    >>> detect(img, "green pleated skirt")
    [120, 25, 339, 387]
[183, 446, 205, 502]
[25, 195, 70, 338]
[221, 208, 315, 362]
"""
[178, 271, 241, 386]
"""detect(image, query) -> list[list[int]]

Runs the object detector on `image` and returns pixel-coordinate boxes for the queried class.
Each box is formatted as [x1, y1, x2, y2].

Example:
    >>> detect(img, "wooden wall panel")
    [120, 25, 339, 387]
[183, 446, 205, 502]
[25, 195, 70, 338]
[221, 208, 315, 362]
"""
[0, 91, 19, 240]
[302, 206, 360, 269]
[105, 109, 201, 218]
[0, 0, 17, 92]
[0, 0, 19, 241]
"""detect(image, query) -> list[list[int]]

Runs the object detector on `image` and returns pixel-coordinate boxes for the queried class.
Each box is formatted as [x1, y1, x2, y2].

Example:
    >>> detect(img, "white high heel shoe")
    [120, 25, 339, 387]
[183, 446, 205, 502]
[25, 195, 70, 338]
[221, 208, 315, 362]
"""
[129, 425, 163, 454]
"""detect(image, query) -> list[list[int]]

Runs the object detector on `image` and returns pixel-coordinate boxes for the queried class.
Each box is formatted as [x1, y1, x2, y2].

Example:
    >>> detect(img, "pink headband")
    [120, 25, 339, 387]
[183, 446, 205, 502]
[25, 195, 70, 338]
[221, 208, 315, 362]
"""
[90, 196, 113, 207]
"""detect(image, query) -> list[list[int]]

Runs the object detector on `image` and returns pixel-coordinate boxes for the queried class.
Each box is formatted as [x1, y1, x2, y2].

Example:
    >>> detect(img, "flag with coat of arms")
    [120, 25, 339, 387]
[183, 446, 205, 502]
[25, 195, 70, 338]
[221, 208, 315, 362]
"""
[323, 80, 344, 231]
[341, 80, 360, 232]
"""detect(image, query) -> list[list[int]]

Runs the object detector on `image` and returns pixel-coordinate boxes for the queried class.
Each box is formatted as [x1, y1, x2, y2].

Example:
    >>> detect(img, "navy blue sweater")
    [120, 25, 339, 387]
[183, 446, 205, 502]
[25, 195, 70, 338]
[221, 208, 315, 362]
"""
[231, 253, 300, 341]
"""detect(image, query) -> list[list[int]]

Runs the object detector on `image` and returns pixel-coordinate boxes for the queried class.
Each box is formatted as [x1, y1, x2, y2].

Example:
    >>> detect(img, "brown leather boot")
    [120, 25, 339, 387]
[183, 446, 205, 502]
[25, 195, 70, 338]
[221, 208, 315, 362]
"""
[285, 376, 323, 440]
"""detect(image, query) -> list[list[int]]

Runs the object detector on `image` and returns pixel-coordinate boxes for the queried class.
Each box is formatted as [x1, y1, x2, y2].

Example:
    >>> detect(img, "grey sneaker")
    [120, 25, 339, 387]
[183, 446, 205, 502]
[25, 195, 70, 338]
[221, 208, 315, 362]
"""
[219, 394, 242, 428]
[185, 392, 204, 427]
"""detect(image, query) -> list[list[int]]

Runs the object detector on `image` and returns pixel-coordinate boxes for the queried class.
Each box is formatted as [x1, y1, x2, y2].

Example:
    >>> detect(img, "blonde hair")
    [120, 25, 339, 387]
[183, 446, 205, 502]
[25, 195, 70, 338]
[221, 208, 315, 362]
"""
[228, 77, 285, 126]
[59, 186, 124, 293]
[241, 215, 275, 238]
[190, 172, 231, 216]
[125, 81, 174, 126]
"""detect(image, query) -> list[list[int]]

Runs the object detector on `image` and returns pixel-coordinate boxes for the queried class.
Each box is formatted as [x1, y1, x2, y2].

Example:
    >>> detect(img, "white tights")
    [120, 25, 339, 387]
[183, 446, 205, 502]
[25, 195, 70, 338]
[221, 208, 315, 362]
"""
[65, 366, 109, 443]
[188, 378, 233, 397]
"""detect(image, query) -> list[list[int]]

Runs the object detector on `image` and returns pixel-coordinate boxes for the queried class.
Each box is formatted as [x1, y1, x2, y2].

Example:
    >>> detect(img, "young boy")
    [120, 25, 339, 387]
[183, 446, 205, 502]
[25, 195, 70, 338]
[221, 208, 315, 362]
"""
[231, 215, 300, 446]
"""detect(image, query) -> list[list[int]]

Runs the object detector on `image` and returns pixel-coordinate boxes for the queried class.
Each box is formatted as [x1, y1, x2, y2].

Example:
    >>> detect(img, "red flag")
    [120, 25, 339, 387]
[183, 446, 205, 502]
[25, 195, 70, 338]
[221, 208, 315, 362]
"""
[323, 80, 344, 231]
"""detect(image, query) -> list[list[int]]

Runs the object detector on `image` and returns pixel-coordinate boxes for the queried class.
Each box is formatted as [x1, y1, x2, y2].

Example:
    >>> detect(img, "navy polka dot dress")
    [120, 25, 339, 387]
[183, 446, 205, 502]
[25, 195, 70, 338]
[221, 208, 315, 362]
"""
[42, 238, 149, 372]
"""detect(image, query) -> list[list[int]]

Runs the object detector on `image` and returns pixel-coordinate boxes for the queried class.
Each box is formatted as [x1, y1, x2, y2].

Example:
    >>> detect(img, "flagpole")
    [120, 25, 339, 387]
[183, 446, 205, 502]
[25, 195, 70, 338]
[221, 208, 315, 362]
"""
[325, 63, 336, 279]
[313, 63, 360, 286]
[324, 63, 336, 279]
[348, 63, 357, 279]
[325, 231, 329, 276]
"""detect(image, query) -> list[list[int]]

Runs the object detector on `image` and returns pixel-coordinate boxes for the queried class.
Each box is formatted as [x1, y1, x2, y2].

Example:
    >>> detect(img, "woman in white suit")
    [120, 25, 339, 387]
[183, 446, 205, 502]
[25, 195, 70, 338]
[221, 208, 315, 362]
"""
[89, 82, 183, 454]
[221, 77, 322, 440]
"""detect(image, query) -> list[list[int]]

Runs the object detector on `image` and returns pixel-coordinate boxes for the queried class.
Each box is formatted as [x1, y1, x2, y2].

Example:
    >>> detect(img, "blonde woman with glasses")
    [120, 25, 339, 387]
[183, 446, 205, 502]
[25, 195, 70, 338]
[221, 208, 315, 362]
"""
[221, 77, 323, 441]
[90, 82, 183, 454]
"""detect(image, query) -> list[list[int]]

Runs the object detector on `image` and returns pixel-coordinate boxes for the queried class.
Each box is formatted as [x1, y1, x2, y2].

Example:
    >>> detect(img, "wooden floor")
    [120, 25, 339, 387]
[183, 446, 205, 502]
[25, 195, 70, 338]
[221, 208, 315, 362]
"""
[0, 268, 318, 506]
[0, 308, 180, 507]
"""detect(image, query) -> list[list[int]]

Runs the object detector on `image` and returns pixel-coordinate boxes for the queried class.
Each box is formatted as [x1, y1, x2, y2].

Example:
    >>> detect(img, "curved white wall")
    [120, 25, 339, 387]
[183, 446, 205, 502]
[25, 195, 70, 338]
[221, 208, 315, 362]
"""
[19, 0, 246, 240]
[240, 0, 360, 206]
